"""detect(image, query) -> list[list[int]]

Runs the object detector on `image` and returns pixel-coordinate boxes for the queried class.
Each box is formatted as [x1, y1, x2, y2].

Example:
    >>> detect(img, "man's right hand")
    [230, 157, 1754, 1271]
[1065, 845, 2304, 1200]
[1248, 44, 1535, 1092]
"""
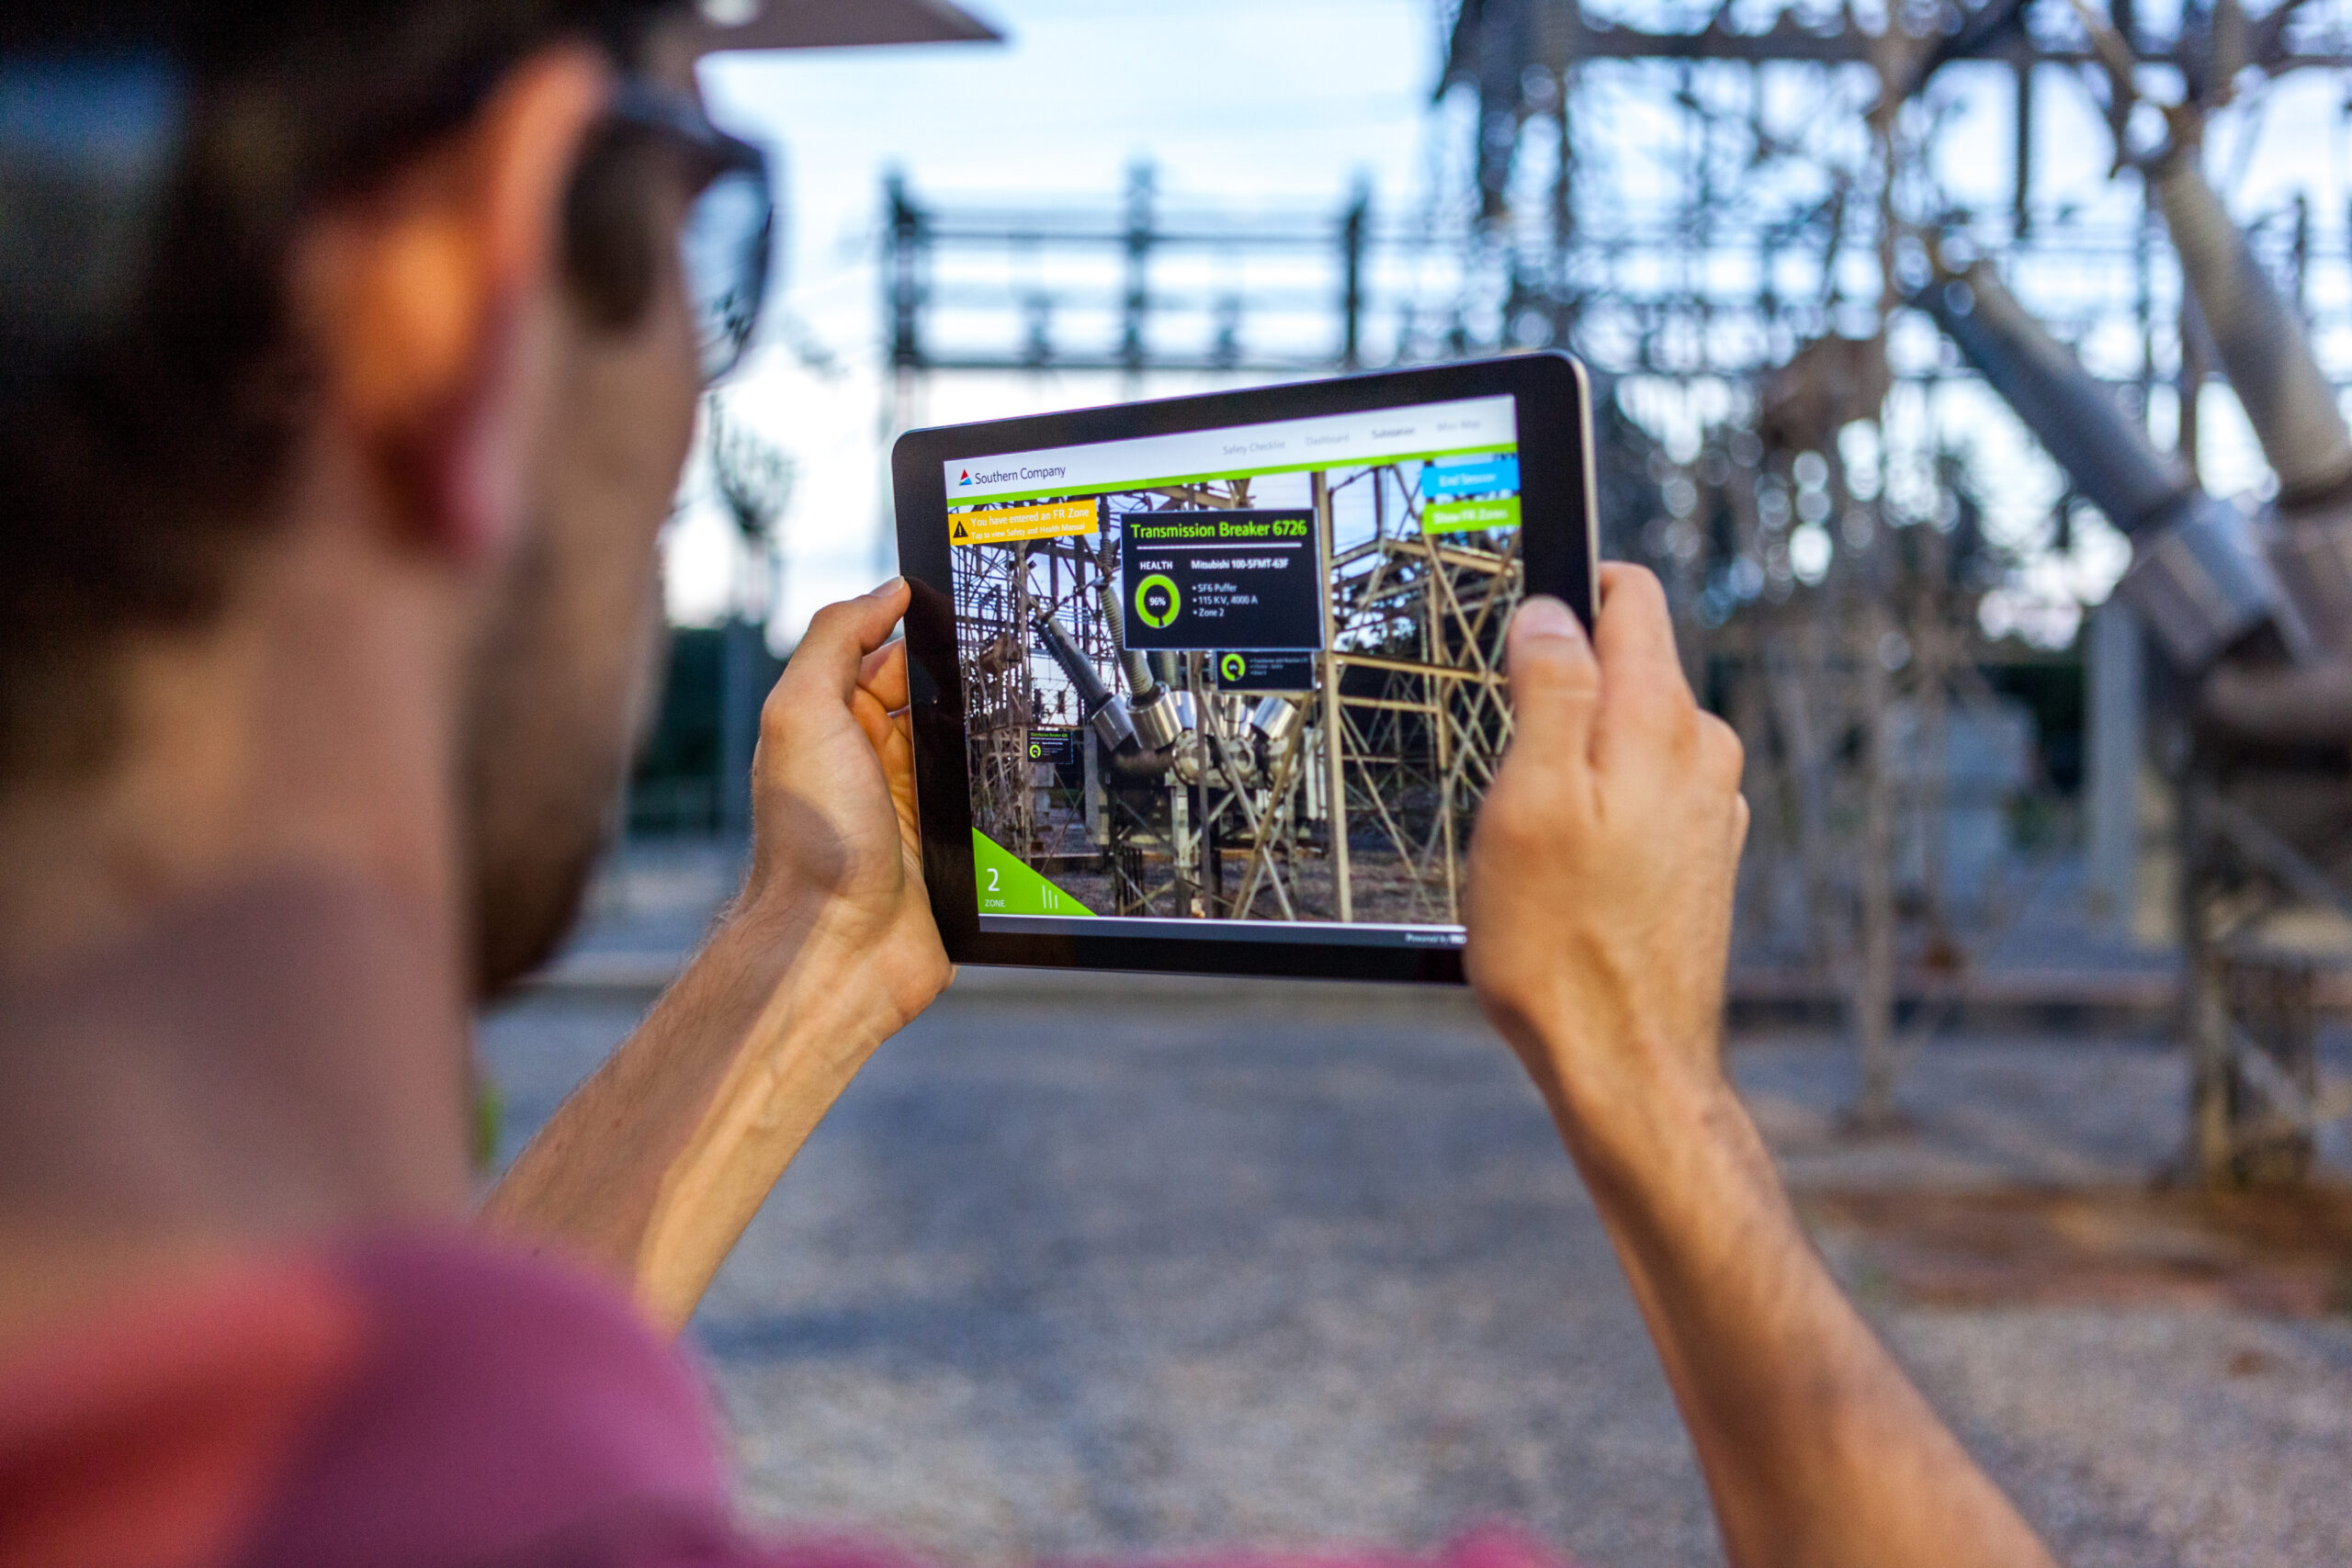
[1464, 564, 1748, 1159]
[1463, 565, 2056, 1568]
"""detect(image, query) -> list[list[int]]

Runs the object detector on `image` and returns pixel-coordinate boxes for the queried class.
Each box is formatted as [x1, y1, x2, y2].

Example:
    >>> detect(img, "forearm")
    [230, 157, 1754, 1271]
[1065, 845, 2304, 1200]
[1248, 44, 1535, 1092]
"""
[482, 894, 909, 1331]
[1538, 1041, 2054, 1568]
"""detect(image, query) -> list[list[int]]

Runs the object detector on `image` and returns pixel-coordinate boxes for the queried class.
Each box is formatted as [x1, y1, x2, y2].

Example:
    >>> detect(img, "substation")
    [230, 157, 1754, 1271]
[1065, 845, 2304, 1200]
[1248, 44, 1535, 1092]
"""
[877, 0, 2352, 1181]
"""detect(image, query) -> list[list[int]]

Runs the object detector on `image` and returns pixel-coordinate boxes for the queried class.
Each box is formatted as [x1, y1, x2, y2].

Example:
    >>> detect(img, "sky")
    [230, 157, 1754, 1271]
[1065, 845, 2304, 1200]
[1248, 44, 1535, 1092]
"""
[672, 0, 2352, 650]
[674, 0, 1444, 643]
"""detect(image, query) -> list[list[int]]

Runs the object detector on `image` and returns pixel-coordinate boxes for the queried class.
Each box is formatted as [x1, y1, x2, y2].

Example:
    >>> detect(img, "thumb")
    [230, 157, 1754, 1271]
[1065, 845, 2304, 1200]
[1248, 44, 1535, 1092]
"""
[1505, 595, 1600, 764]
[780, 578, 910, 706]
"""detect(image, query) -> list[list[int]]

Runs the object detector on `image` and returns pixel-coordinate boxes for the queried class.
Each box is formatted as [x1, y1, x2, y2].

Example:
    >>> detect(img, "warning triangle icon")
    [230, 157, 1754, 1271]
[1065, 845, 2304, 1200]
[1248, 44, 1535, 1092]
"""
[952, 520, 970, 541]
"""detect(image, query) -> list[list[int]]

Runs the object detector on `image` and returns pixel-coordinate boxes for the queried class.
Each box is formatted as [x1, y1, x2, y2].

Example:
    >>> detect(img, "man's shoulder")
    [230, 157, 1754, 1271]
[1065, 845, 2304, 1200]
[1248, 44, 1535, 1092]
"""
[0, 1231, 765, 1568]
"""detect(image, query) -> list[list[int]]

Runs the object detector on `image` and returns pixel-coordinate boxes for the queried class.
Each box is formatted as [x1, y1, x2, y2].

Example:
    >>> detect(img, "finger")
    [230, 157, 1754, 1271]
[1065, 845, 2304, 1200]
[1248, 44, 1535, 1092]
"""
[846, 685, 922, 852]
[848, 683, 897, 759]
[1593, 563, 1690, 701]
[1590, 564, 1698, 769]
[777, 578, 910, 711]
[858, 638, 910, 714]
[1696, 710, 1746, 791]
[885, 709, 922, 857]
[1503, 594, 1601, 766]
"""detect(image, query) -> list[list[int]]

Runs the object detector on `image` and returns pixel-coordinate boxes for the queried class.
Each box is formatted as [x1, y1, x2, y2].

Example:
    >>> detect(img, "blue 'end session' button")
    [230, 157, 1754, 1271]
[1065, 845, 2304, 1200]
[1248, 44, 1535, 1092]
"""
[1423, 453, 1520, 498]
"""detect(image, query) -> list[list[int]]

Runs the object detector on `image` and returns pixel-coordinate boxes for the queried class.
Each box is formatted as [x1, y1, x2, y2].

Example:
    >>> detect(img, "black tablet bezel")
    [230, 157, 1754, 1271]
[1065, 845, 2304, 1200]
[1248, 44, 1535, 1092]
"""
[891, 352, 1598, 985]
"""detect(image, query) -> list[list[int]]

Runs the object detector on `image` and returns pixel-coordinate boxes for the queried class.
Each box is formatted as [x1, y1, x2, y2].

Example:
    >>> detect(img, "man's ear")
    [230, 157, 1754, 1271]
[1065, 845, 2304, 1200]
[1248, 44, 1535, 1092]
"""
[296, 47, 610, 565]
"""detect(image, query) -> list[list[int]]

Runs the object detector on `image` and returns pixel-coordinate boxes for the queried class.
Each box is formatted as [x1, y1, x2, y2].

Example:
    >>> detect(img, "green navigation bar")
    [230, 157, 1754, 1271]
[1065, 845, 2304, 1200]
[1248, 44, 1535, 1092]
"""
[972, 829, 1095, 918]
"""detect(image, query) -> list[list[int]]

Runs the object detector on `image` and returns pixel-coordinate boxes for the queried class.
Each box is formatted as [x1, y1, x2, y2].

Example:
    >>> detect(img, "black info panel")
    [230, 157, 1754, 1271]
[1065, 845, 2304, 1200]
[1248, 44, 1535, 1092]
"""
[1116, 511, 1322, 652]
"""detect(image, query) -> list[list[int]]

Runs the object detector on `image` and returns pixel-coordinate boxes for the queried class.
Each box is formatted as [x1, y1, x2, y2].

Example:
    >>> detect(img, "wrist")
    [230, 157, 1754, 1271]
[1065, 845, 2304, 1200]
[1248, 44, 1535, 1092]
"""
[1524, 1041, 1787, 1317]
[1512, 1010, 1747, 1189]
[718, 874, 945, 1043]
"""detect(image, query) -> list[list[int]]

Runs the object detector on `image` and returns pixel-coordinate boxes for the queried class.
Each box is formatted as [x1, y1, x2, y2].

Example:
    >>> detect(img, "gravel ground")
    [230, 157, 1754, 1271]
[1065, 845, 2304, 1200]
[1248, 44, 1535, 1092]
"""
[481, 967, 2352, 1568]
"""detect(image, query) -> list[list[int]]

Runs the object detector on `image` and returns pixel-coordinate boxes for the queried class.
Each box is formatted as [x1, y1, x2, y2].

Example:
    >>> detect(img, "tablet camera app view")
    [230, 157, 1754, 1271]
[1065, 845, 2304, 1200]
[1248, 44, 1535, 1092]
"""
[943, 394, 1524, 952]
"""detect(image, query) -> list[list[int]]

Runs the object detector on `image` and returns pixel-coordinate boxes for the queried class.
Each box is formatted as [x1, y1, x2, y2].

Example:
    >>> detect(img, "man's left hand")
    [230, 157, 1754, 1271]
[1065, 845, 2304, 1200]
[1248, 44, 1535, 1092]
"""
[737, 578, 950, 1033]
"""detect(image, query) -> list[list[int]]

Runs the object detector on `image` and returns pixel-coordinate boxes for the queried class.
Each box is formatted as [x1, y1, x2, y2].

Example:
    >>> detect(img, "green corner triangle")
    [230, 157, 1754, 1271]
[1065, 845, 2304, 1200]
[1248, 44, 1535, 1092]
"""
[972, 829, 1095, 917]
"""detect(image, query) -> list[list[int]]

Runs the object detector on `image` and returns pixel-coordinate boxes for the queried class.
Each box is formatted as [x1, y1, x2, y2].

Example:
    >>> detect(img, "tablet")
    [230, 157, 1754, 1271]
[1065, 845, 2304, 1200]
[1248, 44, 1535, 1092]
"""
[891, 353, 1598, 984]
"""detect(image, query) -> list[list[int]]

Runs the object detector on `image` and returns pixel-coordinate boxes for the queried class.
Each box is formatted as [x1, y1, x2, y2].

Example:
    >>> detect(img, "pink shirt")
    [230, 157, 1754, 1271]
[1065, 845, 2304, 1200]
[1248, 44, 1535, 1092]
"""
[0, 1234, 1577, 1568]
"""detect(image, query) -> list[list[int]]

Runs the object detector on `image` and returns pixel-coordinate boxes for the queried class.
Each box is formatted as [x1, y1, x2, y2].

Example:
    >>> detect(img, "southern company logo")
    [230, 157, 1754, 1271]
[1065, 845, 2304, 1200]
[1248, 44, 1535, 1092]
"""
[958, 469, 972, 486]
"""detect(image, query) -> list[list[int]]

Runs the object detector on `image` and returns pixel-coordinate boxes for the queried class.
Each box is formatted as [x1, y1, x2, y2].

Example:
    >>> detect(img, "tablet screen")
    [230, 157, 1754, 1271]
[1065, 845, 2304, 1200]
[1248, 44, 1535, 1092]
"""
[938, 391, 1524, 953]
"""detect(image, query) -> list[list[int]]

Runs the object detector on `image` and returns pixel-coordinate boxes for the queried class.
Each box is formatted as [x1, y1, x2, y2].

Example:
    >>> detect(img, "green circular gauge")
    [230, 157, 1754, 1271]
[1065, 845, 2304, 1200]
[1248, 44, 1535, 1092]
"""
[1135, 573, 1182, 630]
[1029, 742, 1044, 760]
[1220, 652, 1247, 682]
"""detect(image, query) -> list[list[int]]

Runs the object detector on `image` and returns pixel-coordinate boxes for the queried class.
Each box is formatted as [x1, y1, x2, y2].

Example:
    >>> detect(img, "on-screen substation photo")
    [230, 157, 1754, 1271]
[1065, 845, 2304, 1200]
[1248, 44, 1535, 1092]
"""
[944, 396, 1526, 947]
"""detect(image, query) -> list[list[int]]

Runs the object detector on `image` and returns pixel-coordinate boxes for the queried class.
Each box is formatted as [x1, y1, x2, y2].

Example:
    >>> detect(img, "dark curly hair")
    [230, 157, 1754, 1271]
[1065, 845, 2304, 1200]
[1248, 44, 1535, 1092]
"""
[0, 1, 673, 780]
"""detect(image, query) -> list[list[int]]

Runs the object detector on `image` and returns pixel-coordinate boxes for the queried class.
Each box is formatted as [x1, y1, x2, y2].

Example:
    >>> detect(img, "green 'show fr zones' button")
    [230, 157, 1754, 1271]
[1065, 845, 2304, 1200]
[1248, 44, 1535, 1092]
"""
[972, 829, 1094, 917]
[1423, 496, 1521, 535]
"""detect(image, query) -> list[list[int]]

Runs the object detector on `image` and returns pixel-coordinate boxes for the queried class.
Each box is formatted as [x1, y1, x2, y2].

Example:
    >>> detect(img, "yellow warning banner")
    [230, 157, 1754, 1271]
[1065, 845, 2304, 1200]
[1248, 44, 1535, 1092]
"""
[949, 498, 1099, 547]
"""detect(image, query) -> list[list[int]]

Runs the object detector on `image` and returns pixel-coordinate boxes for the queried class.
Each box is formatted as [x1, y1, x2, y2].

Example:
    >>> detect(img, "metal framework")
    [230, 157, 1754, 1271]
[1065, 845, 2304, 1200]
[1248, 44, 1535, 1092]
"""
[881, 0, 2352, 1175]
[881, 10, 2352, 388]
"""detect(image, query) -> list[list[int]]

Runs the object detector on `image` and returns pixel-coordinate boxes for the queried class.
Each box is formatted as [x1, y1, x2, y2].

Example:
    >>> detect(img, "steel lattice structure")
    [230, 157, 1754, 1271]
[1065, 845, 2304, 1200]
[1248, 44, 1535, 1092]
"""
[884, 0, 2352, 1174]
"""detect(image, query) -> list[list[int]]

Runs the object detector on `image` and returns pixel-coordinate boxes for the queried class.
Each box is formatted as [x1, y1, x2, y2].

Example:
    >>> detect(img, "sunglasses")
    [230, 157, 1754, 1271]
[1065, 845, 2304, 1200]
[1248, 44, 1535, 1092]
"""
[605, 78, 775, 387]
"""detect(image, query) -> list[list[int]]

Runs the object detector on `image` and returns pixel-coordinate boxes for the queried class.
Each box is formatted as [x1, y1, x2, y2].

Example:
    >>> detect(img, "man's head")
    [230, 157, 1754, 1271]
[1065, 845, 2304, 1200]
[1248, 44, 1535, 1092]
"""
[0, 1, 741, 990]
